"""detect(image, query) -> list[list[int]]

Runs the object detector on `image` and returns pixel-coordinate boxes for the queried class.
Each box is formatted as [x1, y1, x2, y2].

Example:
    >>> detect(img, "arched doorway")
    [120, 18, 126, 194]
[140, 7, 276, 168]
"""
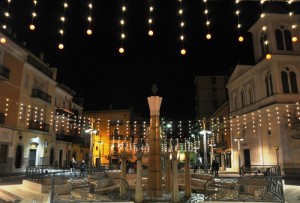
[29, 142, 38, 166]
[15, 145, 22, 168]
[59, 149, 63, 166]
[50, 148, 54, 165]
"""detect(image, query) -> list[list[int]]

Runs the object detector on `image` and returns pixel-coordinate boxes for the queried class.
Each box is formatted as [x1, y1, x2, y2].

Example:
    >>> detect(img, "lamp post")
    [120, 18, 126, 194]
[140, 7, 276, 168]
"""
[98, 141, 103, 170]
[200, 118, 211, 174]
[234, 136, 243, 175]
[85, 118, 96, 175]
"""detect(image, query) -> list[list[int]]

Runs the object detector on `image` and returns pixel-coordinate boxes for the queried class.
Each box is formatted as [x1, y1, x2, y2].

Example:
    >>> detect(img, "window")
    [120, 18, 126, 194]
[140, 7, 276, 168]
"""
[24, 74, 29, 89]
[0, 144, 8, 163]
[265, 72, 273, 97]
[281, 67, 298, 93]
[248, 88, 254, 104]
[55, 97, 58, 106]
[211, 77, 216, 85]
[260, 32, 269, 57]
[240, 88, 245, 107]
[275, 27, 293, 51]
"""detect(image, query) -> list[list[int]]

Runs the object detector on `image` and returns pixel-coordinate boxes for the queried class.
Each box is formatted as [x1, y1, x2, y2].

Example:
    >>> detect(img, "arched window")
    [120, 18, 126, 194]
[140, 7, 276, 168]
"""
[265, 72, 273, 97]
[281, 67, 298, 93]
[275, 29, 284, 50]
[248, 87, 254, 104]
[260, 32, 268, 56]
[240, 88, 245, 107]
[275, 26, 293, 51]
[233, 94, 238, 110]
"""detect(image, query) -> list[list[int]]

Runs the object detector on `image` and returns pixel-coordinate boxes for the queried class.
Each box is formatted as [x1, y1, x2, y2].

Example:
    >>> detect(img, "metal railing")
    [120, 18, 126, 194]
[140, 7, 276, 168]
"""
[50, 174, 131, 202]
[240, 165, 281, 176]
[203, 175, 285, 202]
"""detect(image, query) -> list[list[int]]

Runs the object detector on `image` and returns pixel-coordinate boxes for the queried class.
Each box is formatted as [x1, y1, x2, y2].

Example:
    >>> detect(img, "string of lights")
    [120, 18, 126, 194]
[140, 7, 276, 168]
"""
[178, 0, 186, 55]
[86, 0, 94, 35]
[58, 1, 68, 50]
[0, 1, 298, 54]
[29, 0, 38, 31]
[119, 0, 126, 54]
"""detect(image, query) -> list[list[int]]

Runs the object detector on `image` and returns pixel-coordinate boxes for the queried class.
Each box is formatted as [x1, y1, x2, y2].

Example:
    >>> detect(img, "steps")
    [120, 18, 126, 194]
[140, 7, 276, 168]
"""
[0, 189, 22, 203]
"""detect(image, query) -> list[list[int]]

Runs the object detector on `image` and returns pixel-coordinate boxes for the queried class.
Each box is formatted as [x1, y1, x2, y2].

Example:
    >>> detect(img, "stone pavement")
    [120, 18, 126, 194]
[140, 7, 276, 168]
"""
[0, 170, 299, 203]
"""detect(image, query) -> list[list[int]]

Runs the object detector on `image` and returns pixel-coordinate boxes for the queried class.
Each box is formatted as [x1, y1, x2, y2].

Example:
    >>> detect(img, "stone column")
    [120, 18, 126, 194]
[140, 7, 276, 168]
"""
[171, 151, 179, 202]
[165, 152, 171, 193]
[120, 150, 127, 180]
[147, 95, 163, 197]
[135, 145, 143, 202]
[184, 151, 191, 197]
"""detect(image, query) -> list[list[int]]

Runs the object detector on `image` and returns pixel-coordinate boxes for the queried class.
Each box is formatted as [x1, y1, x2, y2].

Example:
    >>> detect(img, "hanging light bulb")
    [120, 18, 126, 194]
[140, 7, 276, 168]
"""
[181, 49, 186, 55]
[119, 47, 125, 54]
[148, 30, 154, 36]
[58, 43, 64, 50]
[292, 36, 297, 42]
[266, 53, 271, 59]
[206, 33, 212, 40]
[238, 36, 244, 42]
[0, 37, 6, 43]
[87, 29, 92, 35]
[29, 24, 35, 30]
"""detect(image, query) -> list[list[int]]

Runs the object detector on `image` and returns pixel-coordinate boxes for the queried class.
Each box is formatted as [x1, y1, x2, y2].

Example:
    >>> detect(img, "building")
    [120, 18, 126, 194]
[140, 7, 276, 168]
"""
[194, 76, 228, 120]
[83, 109, 150, 169]
[0, 32, 85, 172]
[227, 13, 300, 174]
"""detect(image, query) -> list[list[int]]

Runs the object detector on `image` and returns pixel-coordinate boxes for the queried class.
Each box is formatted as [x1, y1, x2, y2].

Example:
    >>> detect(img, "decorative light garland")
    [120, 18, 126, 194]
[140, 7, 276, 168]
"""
[119, 0, 126, 54]
[58, 1, 68, 50]
[87, 0, 93, 35]
[29, 0, 38, 31]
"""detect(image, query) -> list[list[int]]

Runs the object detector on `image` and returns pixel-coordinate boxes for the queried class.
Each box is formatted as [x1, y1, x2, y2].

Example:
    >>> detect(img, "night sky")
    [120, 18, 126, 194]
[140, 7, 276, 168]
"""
[3, 0, 299, 120]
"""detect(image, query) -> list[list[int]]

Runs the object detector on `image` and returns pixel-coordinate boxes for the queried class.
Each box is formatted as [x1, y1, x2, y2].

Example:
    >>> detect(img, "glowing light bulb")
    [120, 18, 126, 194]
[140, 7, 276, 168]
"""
[238, 36, 244, 42]
[266, 53, 271, 59]
[119, 47, 125, 54]
[206, 33, 211, 40]
[148, 30, 154, 36]
[87, 29, 92, 35]
[292, 36, 297, 42]
[181, 49, 186, 55]
[58, 43, 64, 50]
[29, 24, 35, 30]
[0, 37, 6, 43]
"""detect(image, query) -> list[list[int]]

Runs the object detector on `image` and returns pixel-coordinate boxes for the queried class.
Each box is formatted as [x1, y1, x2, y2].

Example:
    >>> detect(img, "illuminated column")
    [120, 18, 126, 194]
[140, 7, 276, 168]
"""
[234, 136, 243, 175]
[171, 143, 179, 203]
[184, 149, 191, 197]
[135, 141, 143, 203]
[200, 118, 211, 174]
[147, 87, 163, 197]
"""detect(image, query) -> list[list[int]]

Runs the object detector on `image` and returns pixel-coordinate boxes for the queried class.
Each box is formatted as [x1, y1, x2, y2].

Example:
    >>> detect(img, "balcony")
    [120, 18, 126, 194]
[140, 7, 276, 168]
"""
[0, 112, 5, 124]
[56, 133, 86, 145]
[28, 120, 49, 132]
[55, 108, 74, 118]
[0, 64, 10, 80]
[31, 89, 52, 104]
[27, 55, 53, 78]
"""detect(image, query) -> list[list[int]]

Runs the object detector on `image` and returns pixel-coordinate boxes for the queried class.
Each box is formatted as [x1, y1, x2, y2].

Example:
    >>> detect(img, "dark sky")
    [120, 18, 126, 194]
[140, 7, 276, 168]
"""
[4, 0, 299, 120]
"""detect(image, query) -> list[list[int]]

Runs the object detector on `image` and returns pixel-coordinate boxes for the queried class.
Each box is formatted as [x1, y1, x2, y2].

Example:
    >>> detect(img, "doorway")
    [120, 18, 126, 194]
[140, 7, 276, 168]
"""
[29, 149, 36, 166]
[244, 149, 251, 167]
[15, 145, 22, 168]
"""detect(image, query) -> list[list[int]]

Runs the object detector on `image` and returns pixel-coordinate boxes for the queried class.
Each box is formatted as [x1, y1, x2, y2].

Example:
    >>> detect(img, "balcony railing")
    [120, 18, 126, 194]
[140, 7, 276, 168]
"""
[0, 64, 10, 80]
[56, 133, 87, 146]
[0, 112, 5, 124]
[31, 89, 52, 104]
[28, 120, 49, 132]
[27, 55, 53, 78]
[55, 108, 74, 118]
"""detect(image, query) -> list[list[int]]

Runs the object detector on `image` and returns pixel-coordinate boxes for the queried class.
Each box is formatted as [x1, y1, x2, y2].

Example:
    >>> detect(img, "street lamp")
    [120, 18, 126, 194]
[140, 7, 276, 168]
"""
[98, 140, 103, 170]
[234, 136, 243, 175]
[85, 118, 97, 175]
[200, 119, 211, 174]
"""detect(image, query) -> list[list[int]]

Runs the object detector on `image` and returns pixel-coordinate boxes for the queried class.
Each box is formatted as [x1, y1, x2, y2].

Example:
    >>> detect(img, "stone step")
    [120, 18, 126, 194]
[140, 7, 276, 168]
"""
[0, 189, 22, 202]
